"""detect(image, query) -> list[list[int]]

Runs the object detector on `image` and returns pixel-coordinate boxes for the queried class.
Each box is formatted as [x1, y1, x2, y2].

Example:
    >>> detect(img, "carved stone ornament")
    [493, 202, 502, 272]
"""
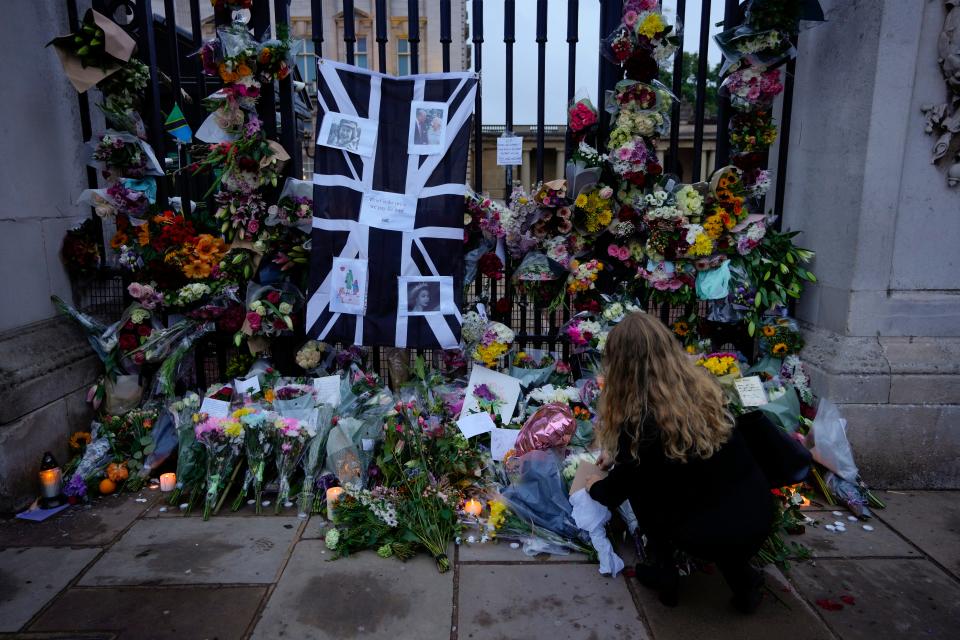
[922, 0, 960, 187]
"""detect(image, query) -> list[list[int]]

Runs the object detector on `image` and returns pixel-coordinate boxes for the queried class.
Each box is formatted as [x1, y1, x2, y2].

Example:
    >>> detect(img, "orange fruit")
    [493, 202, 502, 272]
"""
[99, 478, 117, 495]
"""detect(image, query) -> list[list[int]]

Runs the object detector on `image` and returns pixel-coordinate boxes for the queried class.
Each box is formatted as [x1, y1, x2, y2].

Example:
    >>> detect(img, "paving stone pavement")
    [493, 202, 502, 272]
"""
[0, 490, 957, 640]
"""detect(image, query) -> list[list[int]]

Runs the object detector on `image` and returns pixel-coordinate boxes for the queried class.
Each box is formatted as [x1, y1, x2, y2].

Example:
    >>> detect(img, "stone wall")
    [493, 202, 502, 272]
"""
[782, 0, 960, 487]
[0, 0, 97, 512]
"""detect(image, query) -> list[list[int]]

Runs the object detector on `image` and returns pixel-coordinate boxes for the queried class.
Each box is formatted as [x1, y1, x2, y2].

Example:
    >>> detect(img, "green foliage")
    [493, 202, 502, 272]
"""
[658, 54, 723, 121]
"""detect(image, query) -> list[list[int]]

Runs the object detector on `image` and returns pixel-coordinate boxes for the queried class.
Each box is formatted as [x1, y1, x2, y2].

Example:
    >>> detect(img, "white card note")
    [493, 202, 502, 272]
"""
[456, 411, 497, 439]
[734, 376, 768, 407]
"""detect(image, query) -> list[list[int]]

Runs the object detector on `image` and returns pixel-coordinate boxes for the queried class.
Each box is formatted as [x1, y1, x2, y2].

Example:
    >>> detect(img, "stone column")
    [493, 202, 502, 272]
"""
[783, 0, 960, 487]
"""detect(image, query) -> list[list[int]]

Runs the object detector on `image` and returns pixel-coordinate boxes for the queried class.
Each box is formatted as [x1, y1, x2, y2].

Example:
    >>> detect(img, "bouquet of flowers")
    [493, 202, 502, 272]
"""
[568, 96, 599, 142]
[296, 340, 334, 373]
[720, 67, 784, 111]
[60, 219, 102, 280]
[231, 407, 274, 512]
[462, 311, 515, 368]
[573, 186, 615, 234]
[273, 415, 310, 512]
[167, 393, 205, 508]
[93, 132, 148, 179]
[257, 37, 292, 81]
[268, 194, 312, 228]
[237, 284, 301, 345]
[758, 316, 805, 358]
[566, 258, 604, 296]
[195, 413, 246, 519]
[559, 314, 606, 352]
[508, 350, 557, 388]
[729, 109, 778, 154]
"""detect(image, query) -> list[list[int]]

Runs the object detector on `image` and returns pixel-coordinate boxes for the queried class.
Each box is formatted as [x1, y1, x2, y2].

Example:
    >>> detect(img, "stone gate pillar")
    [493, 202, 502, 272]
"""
[781, 0, 960, 487]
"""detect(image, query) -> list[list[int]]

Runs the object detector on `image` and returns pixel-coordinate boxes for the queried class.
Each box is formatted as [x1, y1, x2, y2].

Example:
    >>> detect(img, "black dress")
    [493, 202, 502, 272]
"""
[589, 418, 775, 590]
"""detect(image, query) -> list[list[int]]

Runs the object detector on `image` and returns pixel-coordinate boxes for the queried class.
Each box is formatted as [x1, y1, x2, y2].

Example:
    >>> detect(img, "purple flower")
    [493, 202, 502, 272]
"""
[64, 473, 87, 498]
[473, 384, 496, 402]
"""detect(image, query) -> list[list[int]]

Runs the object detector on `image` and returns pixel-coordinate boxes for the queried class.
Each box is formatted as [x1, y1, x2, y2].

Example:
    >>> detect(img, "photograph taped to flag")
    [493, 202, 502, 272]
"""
[318, 111, 379, 157]
[398, 275, 456, 317]
[307, 59, 478, 349]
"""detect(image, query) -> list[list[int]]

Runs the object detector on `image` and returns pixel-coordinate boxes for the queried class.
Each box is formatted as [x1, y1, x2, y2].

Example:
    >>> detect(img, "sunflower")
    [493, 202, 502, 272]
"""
[672, 321, 690, 337]
[762, 325, 776, 337]
[772, 343, 788, 355]
[69, 431, 92, 450]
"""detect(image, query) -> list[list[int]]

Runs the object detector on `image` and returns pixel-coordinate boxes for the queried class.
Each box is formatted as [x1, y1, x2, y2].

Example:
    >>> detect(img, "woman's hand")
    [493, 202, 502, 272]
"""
[596, 450, 614, 471]
[585, 472, 606, 490]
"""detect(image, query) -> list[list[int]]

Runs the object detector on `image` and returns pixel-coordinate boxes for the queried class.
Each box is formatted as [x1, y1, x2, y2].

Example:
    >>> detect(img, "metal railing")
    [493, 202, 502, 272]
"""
[70, 0, 794, 378]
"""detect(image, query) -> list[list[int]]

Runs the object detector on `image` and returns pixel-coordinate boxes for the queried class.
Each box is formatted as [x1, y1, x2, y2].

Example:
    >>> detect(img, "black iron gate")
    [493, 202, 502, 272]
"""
[70, 0, 796, 380]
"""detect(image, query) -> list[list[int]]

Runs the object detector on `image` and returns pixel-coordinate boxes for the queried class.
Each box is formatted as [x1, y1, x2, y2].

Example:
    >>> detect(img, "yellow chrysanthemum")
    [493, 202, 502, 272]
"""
[637, 12, 666, 39]
[688, 233, 714, 257]
[575, 193, 588, 208]
[223, 420, 243, 438]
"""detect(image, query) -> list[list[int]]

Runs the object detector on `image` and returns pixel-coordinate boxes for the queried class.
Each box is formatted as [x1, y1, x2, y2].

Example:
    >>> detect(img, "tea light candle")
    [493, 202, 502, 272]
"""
[326, 487, 345, 520]
[159, 473, 177, 492]
[464, 498, 483, 517]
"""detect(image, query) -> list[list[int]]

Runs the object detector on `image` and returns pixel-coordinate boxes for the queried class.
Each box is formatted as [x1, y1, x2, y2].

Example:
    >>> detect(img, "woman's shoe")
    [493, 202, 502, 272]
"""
[634, 563, 680, 607]
[731, 569, 765, 614]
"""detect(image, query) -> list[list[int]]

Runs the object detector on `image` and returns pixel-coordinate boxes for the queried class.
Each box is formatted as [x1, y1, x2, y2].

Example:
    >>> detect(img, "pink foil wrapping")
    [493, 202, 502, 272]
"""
[514, 403, 576, 456]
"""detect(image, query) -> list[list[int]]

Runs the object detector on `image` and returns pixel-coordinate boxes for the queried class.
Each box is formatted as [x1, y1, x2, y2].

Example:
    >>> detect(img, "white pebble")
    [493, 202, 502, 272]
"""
[834, 521, 845, 527]
[510, 542, 520, 549]
[862, 524, 874, 531]
[825, 525, 836, 532]
[179, 503, 189, 510]
[467, 535, 476, 544]
[247, 499, 256, 505]
[184, 569, 191, 574]
[135, 498, 147, 503]
[262, 500, 271, 507]
[158, 507, 167, 513]
[284, 501, 294, 508]
[832, 511, 844, 517]
[847, 516, 858, 522]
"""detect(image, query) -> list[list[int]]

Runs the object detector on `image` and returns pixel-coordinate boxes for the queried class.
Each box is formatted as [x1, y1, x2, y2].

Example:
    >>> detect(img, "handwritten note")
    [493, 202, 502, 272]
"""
[496, 135, 523, 166]
[490, 427, 520, 460]
[200, 397, 231, 418]
[358, 190, 417, 231]
[456, 412, 497, 439]
[234, 376, 261, 395]
[734, 376, 768, 407]
[313, 375, 342, 407]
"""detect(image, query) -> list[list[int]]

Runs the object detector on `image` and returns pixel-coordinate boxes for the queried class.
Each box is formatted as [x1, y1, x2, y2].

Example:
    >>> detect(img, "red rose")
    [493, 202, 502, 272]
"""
[246, 311, 262, 332]
[137, 324, 152, 337]
[478, 253, 504, 280]
[119, 333, 138, 351]
[494, 296, 511, 317]
[267, 291, 281, 305]
[273, 318, 287, 331]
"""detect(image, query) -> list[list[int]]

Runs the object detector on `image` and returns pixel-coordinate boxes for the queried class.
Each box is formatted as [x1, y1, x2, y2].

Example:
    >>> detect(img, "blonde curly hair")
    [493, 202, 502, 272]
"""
[597, 312, 733, 462]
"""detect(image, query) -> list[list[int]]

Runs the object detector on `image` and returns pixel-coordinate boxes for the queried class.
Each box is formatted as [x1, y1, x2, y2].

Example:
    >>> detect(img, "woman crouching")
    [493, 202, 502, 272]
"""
[586, 312, 774, 613]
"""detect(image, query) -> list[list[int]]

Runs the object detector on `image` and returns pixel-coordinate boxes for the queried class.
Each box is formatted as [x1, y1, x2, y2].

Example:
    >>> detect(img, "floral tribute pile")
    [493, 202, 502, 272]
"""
[53, 0, 880, 576]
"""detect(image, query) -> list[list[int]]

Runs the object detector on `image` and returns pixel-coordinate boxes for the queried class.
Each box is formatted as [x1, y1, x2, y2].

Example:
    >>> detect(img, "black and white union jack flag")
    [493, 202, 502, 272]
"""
[307, 60, 477, 349]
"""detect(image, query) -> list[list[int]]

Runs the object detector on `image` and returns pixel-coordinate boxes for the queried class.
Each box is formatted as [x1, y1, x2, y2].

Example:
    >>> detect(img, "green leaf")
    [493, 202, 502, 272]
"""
[748, 320, 756, 336]
[133, 451, 143, 460]
[140, 435, 154, 446]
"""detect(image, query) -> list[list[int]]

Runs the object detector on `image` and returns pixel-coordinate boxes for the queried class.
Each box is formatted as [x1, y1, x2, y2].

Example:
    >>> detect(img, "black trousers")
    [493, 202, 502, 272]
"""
[645, 530, 766, 596]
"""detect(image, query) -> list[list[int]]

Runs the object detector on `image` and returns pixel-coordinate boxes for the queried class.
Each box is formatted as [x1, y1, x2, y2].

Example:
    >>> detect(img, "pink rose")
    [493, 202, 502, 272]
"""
[623, 10, 639, 27]
[127, 282, 144, 299]
[246, 311, 262, 331]
[599, 186, 613, 199]
[618, 246, 630, 260]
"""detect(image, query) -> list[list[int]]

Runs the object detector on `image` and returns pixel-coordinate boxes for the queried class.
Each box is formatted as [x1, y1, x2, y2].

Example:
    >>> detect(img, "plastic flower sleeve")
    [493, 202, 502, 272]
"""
[324, 417, 364, 488]
[217, 25, 258, 58]
[809, 398, 860, 483]
[140, 407, 178, 479]
[298, 403, 336, 516]
[146, 322, 215, 399]
[569, 488, 625, 576]
[501, 450, 582, 540]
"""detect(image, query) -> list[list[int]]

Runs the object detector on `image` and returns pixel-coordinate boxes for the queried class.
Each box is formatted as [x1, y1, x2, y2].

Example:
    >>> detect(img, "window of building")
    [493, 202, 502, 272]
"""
[397, 38, 410, 76]
[355, 36, 368, 69]
[295, 39, 316, 84]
